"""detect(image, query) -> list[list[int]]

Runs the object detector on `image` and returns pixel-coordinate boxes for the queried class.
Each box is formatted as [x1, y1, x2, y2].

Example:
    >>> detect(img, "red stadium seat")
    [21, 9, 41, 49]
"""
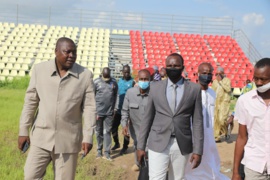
[203, 35, 208, 39]
[130, 31, 251, 81]
[130, 30, 135, 35]
[173, 33, 179, 38]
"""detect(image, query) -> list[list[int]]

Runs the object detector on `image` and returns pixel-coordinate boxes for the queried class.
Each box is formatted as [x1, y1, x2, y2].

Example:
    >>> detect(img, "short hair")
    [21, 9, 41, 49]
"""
[102, 67, 110, 72]
[139, 69, 151, 80]
[122, 64, 130, 71]
[198, 62, 214, 72]
[56, 37, 75, 48]
[255, 58, 270, 68]
[139, 69, 151, 76]
[166, 53, 184, 65]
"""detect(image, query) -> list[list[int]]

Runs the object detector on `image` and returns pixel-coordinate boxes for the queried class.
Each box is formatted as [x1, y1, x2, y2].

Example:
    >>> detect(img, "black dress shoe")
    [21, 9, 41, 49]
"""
[119, 147, 128, 155]
[111, 143, 120, 150]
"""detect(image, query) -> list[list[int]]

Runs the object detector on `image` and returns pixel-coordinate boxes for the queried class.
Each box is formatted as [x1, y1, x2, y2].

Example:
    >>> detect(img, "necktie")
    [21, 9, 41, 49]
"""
[170, 84, 177, 114]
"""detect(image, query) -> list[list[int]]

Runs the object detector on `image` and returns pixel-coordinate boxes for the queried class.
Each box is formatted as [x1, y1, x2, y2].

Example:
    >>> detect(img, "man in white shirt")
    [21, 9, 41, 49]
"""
[232, 58, 270, 180]
[185, 62, 229, 180]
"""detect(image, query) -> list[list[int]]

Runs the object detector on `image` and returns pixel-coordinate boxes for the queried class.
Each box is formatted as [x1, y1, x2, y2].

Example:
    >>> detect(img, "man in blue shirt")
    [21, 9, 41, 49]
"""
[112, 65, 135, 155]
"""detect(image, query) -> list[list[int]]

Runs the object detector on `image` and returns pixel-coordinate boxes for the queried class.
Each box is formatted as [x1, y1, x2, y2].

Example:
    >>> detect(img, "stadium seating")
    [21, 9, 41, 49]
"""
[0, 22, 254, 87]
[204, 35, 253, 87]
[130, 31, 253, 87]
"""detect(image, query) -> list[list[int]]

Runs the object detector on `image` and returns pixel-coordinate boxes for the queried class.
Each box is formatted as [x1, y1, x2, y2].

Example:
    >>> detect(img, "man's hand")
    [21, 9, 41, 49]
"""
[82, 143, 93, 156]
[122, 126, 129, 136]
[137, 149, 146, 165]
[216, 74, 222, 81]
[18, 136, 30, 151]
[190, 153, 201, 169]
[232, 173, 242, 180]
[227, 115, 234, 125]
[96, 115, 99, 120]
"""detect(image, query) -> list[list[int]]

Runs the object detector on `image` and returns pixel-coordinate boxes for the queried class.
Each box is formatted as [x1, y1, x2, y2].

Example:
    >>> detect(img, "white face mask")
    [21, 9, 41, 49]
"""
[257, 82, 270, 93]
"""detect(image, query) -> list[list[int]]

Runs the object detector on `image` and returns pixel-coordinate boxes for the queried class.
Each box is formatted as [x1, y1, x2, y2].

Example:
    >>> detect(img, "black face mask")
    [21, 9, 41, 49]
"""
[166, 68, 183, 81]
[199, 74, 212, 86]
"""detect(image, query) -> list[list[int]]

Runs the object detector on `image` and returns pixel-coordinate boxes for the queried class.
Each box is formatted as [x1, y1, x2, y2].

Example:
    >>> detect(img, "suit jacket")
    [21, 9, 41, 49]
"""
[19, 60, 96, 153]
[137, 79, 204, 155]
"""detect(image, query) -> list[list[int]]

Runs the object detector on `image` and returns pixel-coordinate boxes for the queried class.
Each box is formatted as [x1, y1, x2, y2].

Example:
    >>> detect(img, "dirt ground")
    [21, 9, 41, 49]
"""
[109, 121, 239, 180]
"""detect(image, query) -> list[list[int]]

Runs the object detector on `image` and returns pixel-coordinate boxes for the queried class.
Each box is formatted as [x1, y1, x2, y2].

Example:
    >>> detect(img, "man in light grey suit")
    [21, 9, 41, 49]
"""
[18, 37, 96, 180]
[137, 53, 204, 180]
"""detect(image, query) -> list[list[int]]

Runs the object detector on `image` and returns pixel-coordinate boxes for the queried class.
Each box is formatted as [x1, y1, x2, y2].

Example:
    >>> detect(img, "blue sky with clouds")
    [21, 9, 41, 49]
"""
[1, 0, 269, 57]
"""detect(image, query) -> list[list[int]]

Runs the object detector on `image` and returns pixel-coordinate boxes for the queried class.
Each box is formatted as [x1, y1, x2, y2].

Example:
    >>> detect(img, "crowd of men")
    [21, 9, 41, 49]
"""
[17, 37, 270, 180]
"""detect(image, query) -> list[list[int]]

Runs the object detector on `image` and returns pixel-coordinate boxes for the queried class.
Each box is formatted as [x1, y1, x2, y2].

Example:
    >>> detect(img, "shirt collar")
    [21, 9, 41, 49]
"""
[167, 77, 184, 87]
[250, 89, 259, 98]
[122, 78, 133, 83]
[49, 59, 79, 78]
[136, 86, 149, 96]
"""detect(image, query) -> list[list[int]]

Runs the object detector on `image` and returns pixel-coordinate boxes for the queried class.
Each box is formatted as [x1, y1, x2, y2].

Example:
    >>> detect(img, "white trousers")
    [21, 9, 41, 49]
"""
[148, 137, 190, 180]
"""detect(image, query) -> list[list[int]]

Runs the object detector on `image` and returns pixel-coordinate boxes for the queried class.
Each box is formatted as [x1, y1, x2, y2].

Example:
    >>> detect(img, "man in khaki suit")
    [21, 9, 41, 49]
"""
[18, 37, 96, 180]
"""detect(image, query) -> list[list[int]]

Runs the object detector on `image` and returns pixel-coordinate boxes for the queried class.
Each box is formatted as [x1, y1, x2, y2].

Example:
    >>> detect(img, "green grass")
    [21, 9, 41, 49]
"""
[0, 78, 126, 180]
[0, 76, 30, 89]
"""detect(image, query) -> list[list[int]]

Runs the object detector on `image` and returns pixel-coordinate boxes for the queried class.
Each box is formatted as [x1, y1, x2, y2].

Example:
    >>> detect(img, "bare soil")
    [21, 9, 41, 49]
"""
[106, 121, 239, 180]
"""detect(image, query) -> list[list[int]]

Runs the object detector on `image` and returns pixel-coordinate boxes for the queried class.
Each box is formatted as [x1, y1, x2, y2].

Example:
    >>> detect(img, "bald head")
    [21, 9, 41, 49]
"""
[198, 63, 213, 74]
[139, 69, 151, 80]
[56, 37, 76, 49]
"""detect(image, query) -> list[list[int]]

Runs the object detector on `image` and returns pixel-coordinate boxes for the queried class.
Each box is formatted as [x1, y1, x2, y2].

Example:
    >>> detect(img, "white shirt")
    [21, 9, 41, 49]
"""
[201, 88, 215, 129]
[185, 88, 229, 180]
[235, 89, 270, 173]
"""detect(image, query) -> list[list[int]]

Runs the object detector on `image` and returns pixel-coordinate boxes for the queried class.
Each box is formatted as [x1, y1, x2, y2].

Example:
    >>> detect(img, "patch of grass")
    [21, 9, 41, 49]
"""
[0, 89, 27, 180]
[0, 76, 30, 89]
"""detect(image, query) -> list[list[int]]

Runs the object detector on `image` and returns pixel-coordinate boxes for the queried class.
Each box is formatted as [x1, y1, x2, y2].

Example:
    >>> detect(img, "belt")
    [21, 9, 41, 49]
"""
[171, 134, 176, 138]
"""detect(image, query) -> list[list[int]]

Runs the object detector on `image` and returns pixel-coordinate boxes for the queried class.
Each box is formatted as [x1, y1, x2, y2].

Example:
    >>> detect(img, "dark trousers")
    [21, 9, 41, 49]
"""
[95, 116, 113, 155]
[111, 113, 130, 148]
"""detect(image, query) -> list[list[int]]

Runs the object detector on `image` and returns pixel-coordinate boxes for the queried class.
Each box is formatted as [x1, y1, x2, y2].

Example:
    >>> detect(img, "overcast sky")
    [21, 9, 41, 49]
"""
[0, 0, 269, 58]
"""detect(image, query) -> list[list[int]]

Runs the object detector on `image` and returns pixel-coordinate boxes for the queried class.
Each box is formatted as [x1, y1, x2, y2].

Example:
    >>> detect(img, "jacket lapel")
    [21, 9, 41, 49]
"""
[175, 79, 190, 115]
[161, 79, 174, 116]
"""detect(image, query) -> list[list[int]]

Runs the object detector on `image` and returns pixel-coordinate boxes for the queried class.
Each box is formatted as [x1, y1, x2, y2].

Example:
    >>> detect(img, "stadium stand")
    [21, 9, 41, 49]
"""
[0, 22, 254, 88]
[130, 31, 253, 87]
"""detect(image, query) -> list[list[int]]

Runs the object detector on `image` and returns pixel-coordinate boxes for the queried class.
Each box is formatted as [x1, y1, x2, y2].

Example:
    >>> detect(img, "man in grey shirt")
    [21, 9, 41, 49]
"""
[121, 69, 151, 171]
[94, 67, 118, 160]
